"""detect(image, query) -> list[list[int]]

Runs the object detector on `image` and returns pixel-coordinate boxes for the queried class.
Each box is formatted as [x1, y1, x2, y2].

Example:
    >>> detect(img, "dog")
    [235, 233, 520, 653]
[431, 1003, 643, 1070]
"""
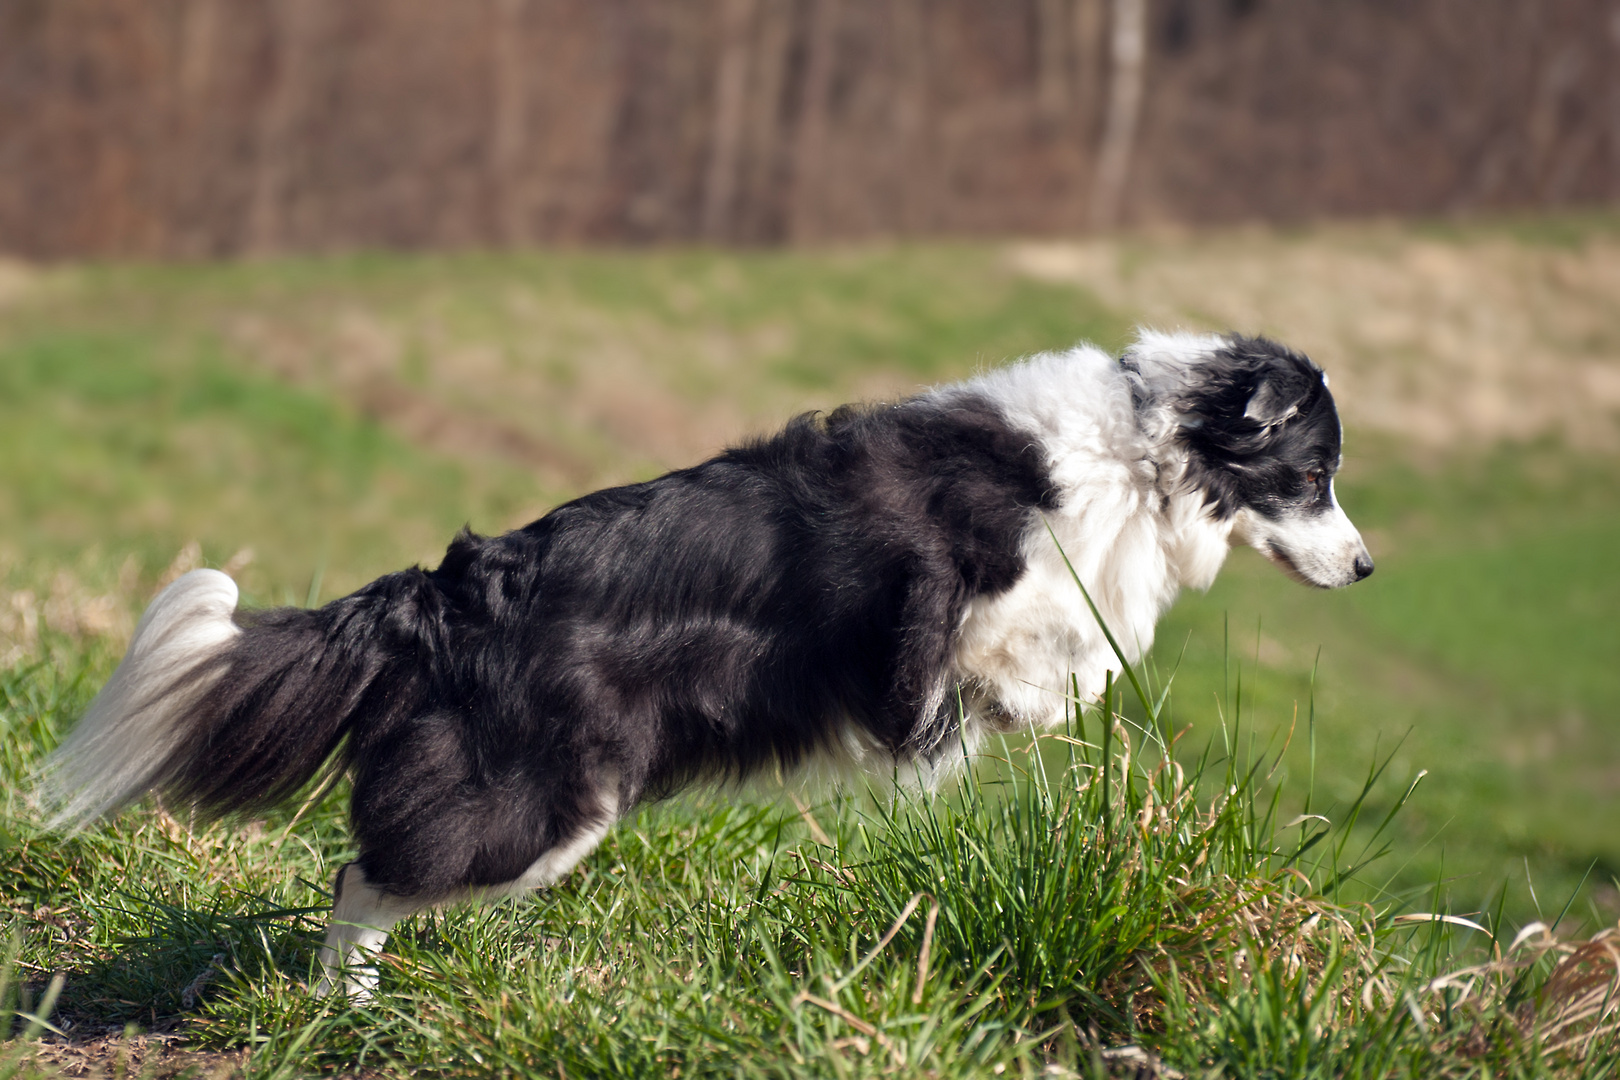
[42, 330, 1372, 997]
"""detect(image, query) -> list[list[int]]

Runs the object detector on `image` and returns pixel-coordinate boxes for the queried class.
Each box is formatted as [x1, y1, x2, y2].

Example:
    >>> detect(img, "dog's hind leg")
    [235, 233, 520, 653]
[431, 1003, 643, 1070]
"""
[495, 790, 619, 897]
[314, 781, 622, 998]
[313, 862, 424, 1000]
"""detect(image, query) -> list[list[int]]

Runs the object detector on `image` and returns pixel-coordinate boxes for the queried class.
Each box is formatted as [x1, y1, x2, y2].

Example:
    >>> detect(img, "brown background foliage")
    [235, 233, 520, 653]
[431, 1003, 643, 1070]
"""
[1, 0, 1617, 259]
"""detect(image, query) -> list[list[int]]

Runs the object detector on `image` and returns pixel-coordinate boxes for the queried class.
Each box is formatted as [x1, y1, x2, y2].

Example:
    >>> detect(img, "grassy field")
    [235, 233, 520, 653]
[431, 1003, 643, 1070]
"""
[3, 217, 1620, 1075]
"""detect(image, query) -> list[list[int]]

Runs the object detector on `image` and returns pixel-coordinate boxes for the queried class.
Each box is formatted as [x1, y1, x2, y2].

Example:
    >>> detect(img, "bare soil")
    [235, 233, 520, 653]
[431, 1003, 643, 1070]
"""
[14, 1031, 247, 1080]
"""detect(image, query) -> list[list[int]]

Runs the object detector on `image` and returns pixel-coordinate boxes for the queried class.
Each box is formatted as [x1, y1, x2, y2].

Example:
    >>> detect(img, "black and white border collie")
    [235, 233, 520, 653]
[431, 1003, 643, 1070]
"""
[43, 330, 1372, 997]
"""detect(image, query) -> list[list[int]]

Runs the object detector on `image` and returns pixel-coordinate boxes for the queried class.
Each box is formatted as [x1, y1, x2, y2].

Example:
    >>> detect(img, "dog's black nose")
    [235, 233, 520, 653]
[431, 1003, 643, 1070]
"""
[1353, 554, 1374, 581]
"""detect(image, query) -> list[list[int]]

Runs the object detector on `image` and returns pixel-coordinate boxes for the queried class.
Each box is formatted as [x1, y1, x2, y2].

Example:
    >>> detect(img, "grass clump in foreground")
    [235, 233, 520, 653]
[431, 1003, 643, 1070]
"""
[3, 604, 1620, 1078]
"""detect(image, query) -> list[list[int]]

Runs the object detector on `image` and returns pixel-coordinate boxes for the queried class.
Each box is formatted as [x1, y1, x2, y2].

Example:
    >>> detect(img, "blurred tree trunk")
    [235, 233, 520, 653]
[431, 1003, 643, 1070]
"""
[791, 0, 841, 243]
[249, 0, 323, 254]
[174, 0, 221, 253]
[489, 0, 532, 247]
[735, 0, 793, 242]
[1036, 0, 1070, 122]
[890, 0, 931, 233]
[1071, 0, 1106, 216]
[1072, 0, 1105, 133]
[702, 0, 756, 241]
[1090, 0, 1145, 228]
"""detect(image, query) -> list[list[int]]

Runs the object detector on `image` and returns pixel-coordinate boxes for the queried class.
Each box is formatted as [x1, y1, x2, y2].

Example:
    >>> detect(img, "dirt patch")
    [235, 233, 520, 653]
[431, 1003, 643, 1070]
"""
[224, 299, 795, 499]
[0, 258, 36, 309]
[18, 1030, 388, 1080]
[17, 1031, 248, 1080]
[227, 311, 599, 492]
[1007, 228, 1620, 450]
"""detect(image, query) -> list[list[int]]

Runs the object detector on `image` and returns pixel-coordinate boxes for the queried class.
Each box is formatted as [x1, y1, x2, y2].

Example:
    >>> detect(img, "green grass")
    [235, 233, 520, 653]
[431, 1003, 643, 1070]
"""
[3, 225, 1620, 1074]
[1154, 441, 1620, 921]
[0, 247, 1122, 603]
[7, 613, 1617, 1077]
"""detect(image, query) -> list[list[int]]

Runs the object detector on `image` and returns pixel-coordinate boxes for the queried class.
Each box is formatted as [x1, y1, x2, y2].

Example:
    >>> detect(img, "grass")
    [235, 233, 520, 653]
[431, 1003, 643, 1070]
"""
[1156, 440, 1620, 920]
[0, 247, 1122, 605]
[2, 217, 1620, 1073]
[7, 602, 1620, 1078]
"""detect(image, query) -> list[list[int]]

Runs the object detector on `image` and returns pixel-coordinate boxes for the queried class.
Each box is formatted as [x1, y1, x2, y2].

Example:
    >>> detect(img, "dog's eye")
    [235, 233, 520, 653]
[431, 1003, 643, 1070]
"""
[1304, 470, 1321, 485]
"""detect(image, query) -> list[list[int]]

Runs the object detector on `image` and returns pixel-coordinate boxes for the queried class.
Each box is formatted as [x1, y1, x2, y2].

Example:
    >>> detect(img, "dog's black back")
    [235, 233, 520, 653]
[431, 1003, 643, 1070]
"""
[144, 394, 1050, 896]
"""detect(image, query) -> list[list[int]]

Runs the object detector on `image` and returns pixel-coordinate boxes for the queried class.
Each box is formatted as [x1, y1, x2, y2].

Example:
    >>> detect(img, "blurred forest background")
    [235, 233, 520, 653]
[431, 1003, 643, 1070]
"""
[3, 0, 1620, 931]
[2, 0, 1619, 257]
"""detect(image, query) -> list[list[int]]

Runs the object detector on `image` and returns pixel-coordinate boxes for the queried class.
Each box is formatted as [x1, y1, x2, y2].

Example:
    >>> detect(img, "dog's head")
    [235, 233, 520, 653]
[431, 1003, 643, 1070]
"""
[1133, 332, 1373, 589]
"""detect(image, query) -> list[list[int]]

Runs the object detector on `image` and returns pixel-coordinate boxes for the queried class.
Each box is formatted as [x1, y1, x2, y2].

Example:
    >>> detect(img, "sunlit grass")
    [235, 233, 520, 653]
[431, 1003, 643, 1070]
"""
[5, 601, 1619, 1076]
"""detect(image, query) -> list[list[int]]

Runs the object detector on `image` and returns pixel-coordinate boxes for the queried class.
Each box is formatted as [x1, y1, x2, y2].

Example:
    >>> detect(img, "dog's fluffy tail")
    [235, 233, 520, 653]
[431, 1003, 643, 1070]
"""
[41, 567, 438, 831]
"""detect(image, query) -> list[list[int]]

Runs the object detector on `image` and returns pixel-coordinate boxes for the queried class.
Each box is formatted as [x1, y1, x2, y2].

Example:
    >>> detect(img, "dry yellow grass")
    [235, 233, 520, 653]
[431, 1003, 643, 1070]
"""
[1007, 226, 1620, 450]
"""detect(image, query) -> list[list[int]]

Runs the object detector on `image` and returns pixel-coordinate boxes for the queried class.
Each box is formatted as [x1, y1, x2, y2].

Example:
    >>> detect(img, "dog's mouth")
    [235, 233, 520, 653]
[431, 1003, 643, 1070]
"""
[1262, 540, 1329, 589]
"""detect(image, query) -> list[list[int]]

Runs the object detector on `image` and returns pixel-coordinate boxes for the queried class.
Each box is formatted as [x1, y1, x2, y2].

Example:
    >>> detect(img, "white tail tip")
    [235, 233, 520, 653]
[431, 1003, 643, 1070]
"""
[39, 569, 241, 830]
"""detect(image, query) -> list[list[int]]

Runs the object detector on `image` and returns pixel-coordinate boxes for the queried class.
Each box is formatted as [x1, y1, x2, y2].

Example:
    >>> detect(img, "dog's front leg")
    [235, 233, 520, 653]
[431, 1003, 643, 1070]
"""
[313, 862, 421, 1000]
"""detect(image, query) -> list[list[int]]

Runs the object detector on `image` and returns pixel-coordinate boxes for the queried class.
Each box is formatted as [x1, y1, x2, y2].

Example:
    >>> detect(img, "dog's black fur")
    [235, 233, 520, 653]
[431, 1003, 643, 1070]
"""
[1150, 335, 1343, 520]
[164, 394, 1056, 898]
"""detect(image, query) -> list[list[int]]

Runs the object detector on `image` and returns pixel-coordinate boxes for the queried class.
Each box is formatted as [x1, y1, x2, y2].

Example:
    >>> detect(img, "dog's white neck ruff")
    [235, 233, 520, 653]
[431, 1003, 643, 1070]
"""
[945, 334, 1235, 736]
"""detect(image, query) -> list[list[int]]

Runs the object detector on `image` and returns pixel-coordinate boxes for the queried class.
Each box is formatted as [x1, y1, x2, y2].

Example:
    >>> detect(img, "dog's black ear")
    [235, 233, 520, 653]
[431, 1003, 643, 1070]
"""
[1242, 366, 1316, 428]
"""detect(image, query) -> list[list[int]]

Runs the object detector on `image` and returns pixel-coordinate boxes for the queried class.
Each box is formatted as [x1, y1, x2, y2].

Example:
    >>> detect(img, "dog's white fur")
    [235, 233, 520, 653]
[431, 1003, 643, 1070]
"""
[44, 570, 242, 830]
[951, 337, 1217, 732]
[949, 331, 1367, 736]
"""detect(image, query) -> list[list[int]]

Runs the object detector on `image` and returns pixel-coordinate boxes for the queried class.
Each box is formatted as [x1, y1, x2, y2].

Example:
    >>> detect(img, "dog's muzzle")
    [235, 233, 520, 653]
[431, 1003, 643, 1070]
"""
[1241, 503, 1373, 590]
